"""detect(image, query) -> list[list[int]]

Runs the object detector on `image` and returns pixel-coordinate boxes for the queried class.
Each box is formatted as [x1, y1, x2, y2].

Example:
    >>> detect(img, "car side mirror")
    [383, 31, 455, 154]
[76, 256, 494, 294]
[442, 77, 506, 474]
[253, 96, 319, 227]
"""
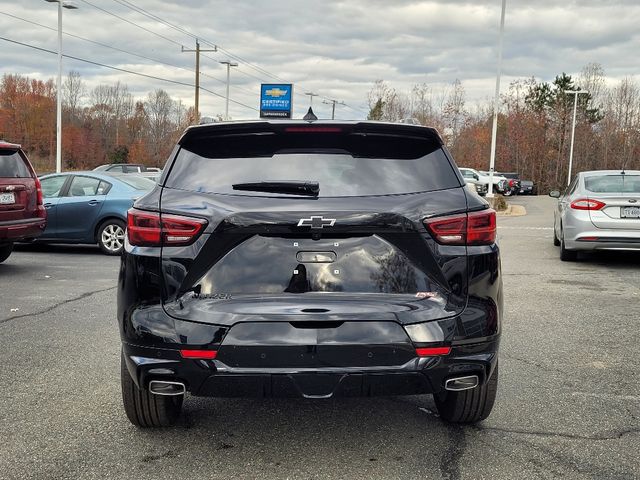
[549, 190, 561, 198]
[473, 174, 479, 180]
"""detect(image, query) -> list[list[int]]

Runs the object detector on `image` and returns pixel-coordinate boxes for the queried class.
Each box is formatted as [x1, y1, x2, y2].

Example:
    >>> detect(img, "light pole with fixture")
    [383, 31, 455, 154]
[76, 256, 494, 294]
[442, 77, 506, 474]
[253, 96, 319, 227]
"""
[219, 60, 238, 120]
[45, 0, 77, 173]
[487, 0, 507, 198]
[564, 90, 589, 185]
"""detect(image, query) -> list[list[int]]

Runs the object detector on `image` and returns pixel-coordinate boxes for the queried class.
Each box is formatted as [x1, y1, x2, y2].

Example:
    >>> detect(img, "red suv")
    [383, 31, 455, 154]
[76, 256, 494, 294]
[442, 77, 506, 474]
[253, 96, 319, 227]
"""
[0, 141, 46, 263]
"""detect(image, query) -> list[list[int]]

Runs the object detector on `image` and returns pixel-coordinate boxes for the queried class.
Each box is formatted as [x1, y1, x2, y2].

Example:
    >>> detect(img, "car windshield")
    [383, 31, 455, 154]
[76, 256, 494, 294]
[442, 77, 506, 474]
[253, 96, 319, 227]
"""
[584, 174, 640, 193]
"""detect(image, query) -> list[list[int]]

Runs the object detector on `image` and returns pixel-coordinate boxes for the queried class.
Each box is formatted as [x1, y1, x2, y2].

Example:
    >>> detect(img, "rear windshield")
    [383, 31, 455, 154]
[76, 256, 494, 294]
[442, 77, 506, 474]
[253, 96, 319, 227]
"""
[167, 132, 460, 197]
[0, 150, 31, 178]
[584, 175, 640, 193]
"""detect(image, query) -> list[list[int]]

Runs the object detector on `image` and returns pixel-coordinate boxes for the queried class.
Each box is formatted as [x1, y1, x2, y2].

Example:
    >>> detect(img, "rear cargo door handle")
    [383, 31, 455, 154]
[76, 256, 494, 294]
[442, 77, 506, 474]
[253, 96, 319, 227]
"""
[44, 203, 54, 209]
[88, 200, 102, 206]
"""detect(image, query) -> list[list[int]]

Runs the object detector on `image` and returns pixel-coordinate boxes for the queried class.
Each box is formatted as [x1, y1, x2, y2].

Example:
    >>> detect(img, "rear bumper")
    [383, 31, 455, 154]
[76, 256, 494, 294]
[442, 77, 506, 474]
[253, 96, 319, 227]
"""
[122, 339, 499, 398]
[0, 217, 46, 243]
[563, 210, 640, 251]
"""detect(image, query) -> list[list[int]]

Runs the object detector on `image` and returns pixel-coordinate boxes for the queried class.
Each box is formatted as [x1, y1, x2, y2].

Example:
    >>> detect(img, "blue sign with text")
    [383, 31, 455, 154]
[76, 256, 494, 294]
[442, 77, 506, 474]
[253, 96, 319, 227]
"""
[260, 84, 293, 119]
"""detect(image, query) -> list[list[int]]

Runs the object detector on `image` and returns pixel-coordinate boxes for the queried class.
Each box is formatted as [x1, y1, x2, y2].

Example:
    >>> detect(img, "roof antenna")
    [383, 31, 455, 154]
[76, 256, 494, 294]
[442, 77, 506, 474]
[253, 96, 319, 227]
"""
[303, 107, 318, 121]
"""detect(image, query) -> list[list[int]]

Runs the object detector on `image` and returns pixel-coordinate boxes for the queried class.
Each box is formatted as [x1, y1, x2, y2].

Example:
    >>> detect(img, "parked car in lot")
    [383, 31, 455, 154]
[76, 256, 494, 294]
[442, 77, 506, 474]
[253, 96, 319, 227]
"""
[0, 141, 46, 263]
[464, 168, 510, 195]
[519, 179, 537, 195]
[118, 120, 502, 427]
[93, 163, 161, 182]
[550, 170, 640, 261]
[496, 172, 521, 196]
[37, 172, 154, 255]
[459, 168, 488, 196]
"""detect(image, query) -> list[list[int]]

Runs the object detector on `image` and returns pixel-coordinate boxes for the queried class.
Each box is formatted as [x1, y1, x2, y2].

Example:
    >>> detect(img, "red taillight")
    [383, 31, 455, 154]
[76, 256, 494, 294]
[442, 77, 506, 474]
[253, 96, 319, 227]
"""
[127, 208, 207, 247]
[570, 198, 605, 210]
[34, 177, 43, 206]
[179, 349, 217, 360]
[423, 209, 496, 246]
[416, 346, 451, 357]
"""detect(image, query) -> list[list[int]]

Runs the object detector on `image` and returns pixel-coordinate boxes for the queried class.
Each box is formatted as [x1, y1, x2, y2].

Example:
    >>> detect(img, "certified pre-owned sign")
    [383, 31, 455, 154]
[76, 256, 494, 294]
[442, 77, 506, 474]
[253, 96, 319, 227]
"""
[260, 84, 293, 119]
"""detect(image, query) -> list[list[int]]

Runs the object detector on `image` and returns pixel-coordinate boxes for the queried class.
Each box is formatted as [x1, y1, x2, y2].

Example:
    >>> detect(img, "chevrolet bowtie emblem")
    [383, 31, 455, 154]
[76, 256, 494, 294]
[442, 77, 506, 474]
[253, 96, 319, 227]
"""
[265, 88, 287, 97]
[297, 216, 336, 229]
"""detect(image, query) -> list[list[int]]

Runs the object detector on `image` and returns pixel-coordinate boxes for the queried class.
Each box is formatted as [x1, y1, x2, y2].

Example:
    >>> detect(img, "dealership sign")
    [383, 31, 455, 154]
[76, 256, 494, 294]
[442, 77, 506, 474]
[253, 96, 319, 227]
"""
[260, 84, 293, 119]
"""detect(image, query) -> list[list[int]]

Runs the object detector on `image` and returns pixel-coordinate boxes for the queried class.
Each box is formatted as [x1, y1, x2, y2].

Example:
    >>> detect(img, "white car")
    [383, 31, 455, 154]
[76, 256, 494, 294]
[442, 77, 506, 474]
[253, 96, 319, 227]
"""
[460, 168, 508, 194]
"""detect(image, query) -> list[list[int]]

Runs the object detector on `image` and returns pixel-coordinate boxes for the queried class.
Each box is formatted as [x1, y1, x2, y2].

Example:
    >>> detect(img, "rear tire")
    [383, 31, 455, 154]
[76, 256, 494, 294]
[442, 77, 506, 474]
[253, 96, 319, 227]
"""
[0, 243, 13, 263]
[434, 362, 499, 424]
[121, 352, 183, 427]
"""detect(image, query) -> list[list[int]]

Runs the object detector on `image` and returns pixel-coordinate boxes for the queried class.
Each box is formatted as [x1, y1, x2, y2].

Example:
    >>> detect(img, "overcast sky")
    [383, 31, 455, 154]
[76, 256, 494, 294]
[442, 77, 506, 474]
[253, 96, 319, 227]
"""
[2, 0, 640, 120]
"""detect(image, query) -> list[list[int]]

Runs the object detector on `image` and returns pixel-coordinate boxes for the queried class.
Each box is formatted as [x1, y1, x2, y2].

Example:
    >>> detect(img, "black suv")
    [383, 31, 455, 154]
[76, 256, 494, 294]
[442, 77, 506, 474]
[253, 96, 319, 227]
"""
[118, 121, 502, 427]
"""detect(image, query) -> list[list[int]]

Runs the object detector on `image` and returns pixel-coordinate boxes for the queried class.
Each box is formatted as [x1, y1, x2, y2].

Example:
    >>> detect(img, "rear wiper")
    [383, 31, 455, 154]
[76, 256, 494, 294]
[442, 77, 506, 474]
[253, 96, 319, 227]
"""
[232, 180, 319, 196]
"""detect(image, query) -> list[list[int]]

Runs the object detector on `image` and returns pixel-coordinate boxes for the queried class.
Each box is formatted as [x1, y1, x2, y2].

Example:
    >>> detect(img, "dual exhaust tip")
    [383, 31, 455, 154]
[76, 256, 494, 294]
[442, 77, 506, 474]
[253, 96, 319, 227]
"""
[149, 380, 186, 396]
[444, 375, 479, 391]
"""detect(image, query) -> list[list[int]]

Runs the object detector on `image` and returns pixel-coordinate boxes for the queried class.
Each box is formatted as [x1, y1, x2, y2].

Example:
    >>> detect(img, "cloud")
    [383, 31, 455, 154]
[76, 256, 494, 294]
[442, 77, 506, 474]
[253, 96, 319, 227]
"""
[2, 0, 640, 121]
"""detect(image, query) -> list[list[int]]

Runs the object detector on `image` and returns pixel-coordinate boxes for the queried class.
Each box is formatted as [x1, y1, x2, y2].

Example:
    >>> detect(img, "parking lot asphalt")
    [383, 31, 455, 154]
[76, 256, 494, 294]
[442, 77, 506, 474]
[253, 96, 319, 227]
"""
[0, 196, 639, 480]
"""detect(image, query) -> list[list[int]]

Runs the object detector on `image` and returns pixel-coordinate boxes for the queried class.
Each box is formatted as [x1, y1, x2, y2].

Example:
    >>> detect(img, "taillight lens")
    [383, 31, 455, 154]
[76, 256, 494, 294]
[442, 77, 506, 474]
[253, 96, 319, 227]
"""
[34, 177, 43, 206]
[127, 208, 207, 247]
[423, 209, 496, 246]
[570, 198, 605, 210]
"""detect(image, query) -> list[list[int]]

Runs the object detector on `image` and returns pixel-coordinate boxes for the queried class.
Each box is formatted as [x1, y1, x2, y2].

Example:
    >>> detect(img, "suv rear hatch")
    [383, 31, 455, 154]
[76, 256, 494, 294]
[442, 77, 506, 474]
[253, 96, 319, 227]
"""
[150, 122, 473, 325]
[0, 145, 41, 224]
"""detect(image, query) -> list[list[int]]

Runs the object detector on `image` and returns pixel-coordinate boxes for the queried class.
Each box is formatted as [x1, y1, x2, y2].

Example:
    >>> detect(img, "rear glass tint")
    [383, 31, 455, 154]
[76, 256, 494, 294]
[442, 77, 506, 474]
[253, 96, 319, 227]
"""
[584, 175, 640, 193]
[168, 150, 459, 197]
[167, 130, 460, 197]
[0, 150, 31, 178]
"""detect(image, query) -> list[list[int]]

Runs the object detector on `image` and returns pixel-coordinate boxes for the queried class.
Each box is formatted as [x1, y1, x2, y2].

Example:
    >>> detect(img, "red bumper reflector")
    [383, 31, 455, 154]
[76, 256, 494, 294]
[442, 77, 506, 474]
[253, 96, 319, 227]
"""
[179, 349, 217, 360]
[415, 346, 451, 357]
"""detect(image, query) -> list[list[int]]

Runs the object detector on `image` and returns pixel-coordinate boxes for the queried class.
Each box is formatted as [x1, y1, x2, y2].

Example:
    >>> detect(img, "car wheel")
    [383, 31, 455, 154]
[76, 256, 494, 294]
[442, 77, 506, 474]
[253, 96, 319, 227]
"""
[434, 362, 499, 424]
[0, 243, 13, 263]
[98, 219, 126, 255]
[560, 234, 577, 261]
[121, 351, 183, 428]
[503, 189, 513, 197]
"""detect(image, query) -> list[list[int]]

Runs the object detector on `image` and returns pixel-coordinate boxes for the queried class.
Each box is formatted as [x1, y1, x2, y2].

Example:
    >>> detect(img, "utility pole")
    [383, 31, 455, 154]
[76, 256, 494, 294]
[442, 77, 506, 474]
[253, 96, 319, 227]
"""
[182, 39, 217, 121]
[220, 60, 238, 120]
[322, 99, 346, 120]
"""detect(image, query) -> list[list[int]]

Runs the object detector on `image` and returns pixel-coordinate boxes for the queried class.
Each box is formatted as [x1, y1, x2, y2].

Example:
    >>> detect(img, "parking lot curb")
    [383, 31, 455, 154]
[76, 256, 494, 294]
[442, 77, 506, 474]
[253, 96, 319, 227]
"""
[496, 204, 527, 217]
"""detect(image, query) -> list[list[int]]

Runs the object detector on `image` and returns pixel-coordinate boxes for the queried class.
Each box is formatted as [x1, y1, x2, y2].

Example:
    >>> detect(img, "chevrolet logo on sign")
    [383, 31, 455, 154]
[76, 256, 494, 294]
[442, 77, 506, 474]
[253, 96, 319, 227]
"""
[266, 88, 288, 97]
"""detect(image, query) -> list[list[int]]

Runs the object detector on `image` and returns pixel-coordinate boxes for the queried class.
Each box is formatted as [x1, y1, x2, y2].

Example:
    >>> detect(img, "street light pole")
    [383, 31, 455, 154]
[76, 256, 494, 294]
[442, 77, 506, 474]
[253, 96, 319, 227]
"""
[564, 90, 589, 185]
[45, 0, 77, 173]
[304, 92, 318, 108]
[487, 0, 507, 198]
[220, 60, 238, 120]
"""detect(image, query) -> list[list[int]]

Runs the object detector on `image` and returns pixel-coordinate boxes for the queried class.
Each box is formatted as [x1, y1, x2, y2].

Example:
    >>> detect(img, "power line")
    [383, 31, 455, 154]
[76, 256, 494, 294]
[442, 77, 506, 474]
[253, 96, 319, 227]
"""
[78, 0, 185, 47]
[0, 35, 258, 112]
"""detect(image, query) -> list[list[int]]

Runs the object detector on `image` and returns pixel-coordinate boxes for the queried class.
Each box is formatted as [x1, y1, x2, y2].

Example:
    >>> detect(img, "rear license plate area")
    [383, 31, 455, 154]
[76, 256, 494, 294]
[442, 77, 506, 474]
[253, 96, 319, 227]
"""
[0, 193, 15, 204]
[621, 206, 640, 218]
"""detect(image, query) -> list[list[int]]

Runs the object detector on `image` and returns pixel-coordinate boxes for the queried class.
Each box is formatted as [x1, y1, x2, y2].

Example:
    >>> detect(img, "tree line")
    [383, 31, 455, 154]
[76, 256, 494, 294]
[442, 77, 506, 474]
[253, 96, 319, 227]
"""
[367, 63, 640, 192]
[0, 71, 194, 173]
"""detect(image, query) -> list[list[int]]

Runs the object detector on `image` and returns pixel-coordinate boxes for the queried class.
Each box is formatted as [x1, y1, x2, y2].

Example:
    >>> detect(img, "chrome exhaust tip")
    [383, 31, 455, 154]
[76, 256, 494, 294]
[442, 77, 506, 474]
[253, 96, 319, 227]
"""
[444, 375, 479, 392]
[148, 380, 186, 396]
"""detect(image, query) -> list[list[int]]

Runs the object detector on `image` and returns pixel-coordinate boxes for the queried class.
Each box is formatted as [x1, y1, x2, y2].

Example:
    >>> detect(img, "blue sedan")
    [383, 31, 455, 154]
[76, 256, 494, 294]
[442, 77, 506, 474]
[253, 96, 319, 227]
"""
[38, 172, 155, 255]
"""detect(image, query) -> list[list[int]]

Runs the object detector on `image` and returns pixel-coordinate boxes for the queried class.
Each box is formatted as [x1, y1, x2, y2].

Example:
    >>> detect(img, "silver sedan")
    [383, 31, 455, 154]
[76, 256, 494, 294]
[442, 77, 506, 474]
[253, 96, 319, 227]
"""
[550, 170, 640, 261]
